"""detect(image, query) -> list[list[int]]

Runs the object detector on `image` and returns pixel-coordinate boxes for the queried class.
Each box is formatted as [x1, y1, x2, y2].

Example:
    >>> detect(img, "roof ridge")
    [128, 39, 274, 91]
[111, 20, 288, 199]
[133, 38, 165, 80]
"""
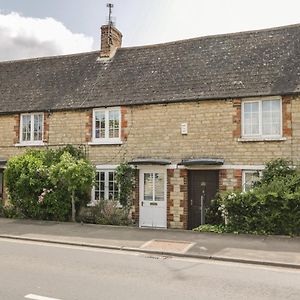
[0, 50, 100, 65]
[0, 23, 299, 64]
[0, 19, 299, 114]
[119, 22, 300, 51]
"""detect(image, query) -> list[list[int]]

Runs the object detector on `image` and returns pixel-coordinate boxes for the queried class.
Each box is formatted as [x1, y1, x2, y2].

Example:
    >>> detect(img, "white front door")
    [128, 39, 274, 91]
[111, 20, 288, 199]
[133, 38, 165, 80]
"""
[139, 168, 167, 228]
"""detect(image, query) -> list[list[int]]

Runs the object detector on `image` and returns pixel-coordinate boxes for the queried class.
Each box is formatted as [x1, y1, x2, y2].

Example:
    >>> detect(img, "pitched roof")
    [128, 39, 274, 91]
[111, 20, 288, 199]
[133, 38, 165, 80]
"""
[0, 23, 300, 114]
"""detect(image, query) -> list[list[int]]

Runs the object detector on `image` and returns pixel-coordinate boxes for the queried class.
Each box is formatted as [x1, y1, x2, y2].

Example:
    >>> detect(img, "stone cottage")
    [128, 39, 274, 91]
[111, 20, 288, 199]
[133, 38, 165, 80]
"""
[0, 22, 299, 229]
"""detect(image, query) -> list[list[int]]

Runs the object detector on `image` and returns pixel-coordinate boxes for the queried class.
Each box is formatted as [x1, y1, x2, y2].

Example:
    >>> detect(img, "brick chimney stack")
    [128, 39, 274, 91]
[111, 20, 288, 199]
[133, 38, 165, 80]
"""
[100, 25, 122, 59]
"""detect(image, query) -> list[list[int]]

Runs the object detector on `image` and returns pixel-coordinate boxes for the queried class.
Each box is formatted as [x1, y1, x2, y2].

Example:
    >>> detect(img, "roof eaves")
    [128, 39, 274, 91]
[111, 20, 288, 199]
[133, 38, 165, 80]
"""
[0, 91, 299, 116]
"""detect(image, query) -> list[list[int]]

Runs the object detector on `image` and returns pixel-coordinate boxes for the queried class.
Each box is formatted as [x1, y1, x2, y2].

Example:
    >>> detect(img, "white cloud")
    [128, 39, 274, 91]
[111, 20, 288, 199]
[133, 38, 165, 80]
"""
[0, 12, 94, 61]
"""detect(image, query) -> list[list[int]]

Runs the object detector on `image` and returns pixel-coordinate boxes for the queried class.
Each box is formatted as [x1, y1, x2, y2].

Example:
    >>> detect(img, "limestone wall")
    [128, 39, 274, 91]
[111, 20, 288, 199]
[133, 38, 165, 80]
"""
[0, 95, 299, 185]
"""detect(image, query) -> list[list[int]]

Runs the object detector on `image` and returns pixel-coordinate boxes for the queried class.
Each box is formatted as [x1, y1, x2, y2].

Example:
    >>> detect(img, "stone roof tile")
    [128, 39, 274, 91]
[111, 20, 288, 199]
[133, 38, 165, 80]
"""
[0, 23, 299, 114]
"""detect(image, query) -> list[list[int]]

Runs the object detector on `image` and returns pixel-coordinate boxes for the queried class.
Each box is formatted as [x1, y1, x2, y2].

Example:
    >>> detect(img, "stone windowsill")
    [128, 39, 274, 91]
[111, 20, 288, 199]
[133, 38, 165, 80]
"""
[14, 142, 46, 147]
[88, 140, 123, 146]
[237, 137, 287, 142]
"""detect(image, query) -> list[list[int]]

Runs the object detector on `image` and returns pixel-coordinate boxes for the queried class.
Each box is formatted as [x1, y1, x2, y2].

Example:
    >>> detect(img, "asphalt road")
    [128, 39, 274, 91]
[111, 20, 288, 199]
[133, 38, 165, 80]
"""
[0, 238, 299, 300]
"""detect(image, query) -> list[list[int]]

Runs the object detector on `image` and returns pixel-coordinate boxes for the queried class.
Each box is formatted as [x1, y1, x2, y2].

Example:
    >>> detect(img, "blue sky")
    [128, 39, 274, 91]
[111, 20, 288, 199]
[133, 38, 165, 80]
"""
[0, 0, 299, 61]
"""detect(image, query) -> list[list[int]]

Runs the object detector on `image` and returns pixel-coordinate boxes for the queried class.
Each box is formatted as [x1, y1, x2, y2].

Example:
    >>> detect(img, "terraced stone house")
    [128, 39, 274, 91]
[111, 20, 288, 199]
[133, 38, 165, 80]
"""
[0, 23, 299, 229]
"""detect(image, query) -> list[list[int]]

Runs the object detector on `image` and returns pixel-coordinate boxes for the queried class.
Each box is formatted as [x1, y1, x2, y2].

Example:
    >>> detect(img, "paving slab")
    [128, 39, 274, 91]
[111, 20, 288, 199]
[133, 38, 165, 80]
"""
[215, 248, 300, 266]
[0, 218, 299, 269]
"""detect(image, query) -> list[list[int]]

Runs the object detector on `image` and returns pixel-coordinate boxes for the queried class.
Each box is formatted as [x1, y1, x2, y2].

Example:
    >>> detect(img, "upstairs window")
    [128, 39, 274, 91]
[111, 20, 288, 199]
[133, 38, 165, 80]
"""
[93, 108, 121, 143]
[20, 113, 44, 144]
[242, 98, 282, 138]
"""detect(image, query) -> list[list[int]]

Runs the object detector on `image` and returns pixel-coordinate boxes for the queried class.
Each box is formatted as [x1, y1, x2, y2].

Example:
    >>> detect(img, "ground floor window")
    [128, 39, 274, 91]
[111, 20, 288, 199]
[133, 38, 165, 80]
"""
[242, 170, 261, 192]
[93, 170, 118, 202]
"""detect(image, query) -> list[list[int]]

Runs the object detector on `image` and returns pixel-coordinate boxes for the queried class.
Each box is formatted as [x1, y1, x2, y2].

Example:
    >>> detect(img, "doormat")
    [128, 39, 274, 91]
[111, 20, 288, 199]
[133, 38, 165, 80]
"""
[140, 239, 195, 254]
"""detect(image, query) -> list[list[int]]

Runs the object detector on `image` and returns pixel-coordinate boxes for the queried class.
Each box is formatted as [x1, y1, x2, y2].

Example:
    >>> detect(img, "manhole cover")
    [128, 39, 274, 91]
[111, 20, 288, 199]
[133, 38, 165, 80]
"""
[140, 239, 194, 253]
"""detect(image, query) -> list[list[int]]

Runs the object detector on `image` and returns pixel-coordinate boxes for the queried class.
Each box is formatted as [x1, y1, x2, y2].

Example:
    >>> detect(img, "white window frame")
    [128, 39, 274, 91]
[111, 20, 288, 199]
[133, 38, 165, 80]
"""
[91, 168, 119, 205]
[241, 97, 282, 139]
[92, 107, 121, 144]
[19, 113, 44, 145]
[242, 170, 262, 192]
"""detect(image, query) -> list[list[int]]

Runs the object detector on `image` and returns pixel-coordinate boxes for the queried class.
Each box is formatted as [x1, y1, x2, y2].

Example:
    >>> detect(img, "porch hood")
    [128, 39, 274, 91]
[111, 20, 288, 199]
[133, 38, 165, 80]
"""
[128, 158, 172, 165]
[179, 158, 224, 166]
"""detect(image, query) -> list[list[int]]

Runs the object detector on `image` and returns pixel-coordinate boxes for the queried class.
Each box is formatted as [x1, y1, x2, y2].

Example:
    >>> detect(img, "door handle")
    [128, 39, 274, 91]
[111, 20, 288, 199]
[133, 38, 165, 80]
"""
[141, 201, 144, 206]
[191, 199, 193, 206]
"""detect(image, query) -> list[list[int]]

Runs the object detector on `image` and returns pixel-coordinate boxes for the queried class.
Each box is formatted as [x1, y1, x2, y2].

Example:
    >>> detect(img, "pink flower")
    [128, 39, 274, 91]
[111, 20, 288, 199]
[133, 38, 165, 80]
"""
[38, 188, 52, 204]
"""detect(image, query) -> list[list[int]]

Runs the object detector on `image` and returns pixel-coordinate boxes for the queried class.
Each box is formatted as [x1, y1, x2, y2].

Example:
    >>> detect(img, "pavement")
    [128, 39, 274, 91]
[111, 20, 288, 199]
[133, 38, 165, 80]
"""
[0, 217, 299, 269]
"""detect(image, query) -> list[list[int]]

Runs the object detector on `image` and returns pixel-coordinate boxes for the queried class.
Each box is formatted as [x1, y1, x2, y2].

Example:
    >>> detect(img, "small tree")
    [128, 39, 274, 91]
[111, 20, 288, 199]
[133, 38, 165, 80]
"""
[5, 146, 94, 221]
[49, 152, 95, 222]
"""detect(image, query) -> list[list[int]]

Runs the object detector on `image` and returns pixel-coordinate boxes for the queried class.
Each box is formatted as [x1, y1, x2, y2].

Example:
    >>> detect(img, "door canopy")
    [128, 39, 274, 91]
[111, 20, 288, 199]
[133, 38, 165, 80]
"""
[180, 158, 224, 166]
[129, 158, 171, 166]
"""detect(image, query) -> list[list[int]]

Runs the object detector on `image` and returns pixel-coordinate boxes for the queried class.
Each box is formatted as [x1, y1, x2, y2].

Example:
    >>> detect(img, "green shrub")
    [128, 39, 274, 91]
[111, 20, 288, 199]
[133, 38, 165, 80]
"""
[193, 224, 227, 234]
[5, 151, 50, 219]
[205, 194, 223, 225]
[221, 189, 300, 235]
[202, 159, 300, 236]
[97, 200, 131, 225]
[219, 159, 300, 235]
[78, 200, 132, 226]
[77, 207, 97, 224]
[4, 146, 95, 221]
[0, 202, 23, 219]
[256, 158, 296, 186]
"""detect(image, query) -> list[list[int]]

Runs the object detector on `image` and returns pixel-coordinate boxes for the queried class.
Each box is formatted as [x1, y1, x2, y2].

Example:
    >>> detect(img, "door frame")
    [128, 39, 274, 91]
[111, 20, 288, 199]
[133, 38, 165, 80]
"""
[139, 166, 167, 228]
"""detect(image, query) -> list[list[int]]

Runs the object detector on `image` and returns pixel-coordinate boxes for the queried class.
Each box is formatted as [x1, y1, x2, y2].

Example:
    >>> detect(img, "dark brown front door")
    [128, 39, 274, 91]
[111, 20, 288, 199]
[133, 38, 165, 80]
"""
[188, 170, 219, 230]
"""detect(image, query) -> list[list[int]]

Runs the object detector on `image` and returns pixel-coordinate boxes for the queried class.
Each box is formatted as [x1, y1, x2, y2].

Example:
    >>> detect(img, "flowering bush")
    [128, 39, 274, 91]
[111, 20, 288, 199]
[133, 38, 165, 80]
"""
[257, 158, 296, 186]
[4, 146, 94, 221]
[38, 188, 53, 204]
